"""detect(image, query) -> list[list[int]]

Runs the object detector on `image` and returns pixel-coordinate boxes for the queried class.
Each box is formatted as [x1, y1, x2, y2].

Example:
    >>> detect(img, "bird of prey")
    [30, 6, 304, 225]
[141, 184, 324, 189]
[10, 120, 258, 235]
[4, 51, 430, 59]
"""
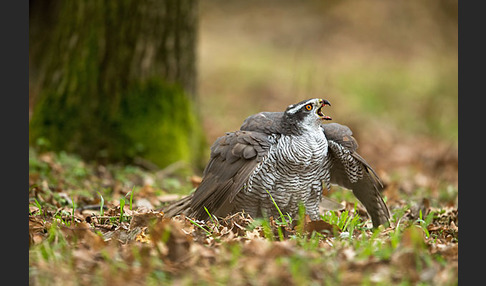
[163, 98, 390, 228]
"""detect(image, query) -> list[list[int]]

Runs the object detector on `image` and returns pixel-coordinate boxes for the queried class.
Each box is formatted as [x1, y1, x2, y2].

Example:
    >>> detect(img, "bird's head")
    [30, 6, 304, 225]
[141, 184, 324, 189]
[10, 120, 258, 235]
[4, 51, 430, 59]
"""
[283, 98, 332, 134]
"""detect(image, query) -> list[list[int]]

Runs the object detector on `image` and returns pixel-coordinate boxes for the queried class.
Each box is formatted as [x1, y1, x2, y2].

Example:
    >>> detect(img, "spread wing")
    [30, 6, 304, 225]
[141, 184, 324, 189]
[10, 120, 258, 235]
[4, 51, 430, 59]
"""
[322, 123, 390, 227]
[188, 130, 272, 219]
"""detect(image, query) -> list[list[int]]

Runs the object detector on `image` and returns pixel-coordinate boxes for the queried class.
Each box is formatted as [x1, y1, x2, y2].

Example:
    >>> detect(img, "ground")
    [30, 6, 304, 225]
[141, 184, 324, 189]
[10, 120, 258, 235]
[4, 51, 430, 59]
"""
[28, 144, 457, 285]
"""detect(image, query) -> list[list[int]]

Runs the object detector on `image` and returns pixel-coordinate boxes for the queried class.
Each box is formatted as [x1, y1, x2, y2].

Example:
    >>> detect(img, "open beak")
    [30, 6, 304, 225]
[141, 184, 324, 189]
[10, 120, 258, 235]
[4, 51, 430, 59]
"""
[317, 99, 332, 120]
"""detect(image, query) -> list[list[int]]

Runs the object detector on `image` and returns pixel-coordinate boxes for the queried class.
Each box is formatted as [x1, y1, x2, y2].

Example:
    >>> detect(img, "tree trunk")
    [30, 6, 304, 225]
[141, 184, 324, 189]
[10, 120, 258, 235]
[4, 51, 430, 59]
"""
[29, 0, 205, 169]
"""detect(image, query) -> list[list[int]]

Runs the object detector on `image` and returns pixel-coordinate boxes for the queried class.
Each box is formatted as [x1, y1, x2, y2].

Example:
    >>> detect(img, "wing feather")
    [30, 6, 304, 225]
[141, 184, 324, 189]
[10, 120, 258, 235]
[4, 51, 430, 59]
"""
[188, 130, 272, 219]
[240, 112, 285, 134]
[322, 123, 390, 227]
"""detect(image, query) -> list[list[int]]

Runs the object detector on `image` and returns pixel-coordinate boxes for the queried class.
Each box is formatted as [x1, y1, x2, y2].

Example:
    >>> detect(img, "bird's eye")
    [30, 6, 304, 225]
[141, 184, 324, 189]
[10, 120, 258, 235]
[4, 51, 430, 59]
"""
[305, 104, 313, 111]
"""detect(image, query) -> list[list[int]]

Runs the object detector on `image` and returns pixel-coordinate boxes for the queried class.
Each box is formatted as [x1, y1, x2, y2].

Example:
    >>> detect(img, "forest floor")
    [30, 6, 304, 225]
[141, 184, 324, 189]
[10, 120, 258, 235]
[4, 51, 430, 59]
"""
[29, 137, 458, 285]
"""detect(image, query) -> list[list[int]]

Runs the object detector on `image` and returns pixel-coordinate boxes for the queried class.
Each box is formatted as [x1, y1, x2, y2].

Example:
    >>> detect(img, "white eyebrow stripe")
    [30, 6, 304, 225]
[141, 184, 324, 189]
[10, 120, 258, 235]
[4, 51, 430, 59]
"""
[286, 103, 306, 114]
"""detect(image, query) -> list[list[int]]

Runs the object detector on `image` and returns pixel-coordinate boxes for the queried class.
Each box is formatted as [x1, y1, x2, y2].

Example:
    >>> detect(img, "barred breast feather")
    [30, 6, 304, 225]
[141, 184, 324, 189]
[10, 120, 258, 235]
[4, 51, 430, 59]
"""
[233, 129, 330, 221]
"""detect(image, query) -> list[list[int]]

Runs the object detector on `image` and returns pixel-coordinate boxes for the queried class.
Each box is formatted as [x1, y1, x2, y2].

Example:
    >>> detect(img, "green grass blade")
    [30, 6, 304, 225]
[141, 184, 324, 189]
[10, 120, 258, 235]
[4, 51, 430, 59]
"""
[34, 198, 42, 215]
[265, 189, 287, 224]
[186, 217, 212, 236]
[119, 198, 125, 223]
[204, 207, 216, 225]
[129, 186, 135, 211]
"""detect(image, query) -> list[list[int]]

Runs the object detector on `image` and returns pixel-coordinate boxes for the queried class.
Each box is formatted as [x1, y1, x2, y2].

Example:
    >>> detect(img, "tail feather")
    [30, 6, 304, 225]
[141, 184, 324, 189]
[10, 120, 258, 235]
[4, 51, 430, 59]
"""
[160, 194, 193, 218]
[329, 151, 390, 228]
[350, 173, 390, 228]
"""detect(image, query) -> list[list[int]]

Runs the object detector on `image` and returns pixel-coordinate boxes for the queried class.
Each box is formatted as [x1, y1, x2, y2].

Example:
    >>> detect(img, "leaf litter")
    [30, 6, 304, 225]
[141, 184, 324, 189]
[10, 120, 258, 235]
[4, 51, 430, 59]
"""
[29, 146, 458, 285]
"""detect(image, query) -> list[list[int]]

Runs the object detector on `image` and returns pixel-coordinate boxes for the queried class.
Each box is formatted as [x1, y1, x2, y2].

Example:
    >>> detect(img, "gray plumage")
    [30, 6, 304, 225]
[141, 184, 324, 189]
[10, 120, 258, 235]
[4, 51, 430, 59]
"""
[163, 98, 390, 228]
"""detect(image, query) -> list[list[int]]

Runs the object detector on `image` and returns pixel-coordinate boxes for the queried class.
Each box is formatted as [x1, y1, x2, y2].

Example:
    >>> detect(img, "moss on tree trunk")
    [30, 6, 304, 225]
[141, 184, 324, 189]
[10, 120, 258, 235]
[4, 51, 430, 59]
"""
[29, 0, 205, 169]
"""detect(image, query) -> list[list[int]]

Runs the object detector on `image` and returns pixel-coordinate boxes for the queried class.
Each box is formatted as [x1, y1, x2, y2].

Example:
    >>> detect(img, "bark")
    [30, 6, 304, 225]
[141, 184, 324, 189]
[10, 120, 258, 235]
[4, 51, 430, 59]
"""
[29, 0, 205, 168]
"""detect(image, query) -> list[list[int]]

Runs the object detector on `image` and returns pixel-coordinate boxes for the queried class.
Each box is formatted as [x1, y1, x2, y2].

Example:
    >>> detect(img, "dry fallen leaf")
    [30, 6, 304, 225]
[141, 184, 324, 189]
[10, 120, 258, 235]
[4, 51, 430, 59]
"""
[60, 222, 106, 250]
[190, 175, 202, 188]
[29, 216, 49, 246]
[303, 216, 340, 236]
[400, 226, 426, 251]
[149, 218, 193, 264]
[129, 210, 164, 230]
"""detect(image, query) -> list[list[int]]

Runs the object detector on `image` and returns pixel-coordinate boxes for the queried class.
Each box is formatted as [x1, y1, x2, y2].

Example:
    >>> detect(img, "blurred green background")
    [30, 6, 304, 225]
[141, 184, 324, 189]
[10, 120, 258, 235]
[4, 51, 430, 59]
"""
[29, 0, 458, 180]
[198, 0, 457, 145]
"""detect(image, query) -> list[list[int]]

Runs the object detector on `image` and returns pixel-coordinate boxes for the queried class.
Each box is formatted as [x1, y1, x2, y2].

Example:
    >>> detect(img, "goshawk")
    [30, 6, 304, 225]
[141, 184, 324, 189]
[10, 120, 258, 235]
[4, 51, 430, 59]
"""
[164, 98, 390, 228]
